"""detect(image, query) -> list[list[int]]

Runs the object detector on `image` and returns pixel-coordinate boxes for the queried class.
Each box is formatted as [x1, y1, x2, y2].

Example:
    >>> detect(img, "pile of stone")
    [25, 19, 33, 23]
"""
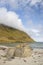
[0, 44, 33, 60]
[6, 44, 33, 59]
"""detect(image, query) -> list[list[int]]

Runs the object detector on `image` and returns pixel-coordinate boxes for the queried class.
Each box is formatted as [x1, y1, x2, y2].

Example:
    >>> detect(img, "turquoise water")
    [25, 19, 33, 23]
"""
[0, 42, 43, 49]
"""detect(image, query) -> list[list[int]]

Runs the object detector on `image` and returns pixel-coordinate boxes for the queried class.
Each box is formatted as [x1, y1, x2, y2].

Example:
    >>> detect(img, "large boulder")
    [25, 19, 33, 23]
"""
[15, 44, 32, 57]
[6, 47, 16, 59]
[1, 44, 33, 59]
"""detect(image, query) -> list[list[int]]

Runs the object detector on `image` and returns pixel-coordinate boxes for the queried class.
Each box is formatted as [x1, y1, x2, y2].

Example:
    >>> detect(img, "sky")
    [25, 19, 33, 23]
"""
[0, 0, 43, 42]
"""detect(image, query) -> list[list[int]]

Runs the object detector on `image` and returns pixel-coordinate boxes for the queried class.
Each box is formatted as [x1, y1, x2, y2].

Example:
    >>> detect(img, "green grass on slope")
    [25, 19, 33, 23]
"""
[0, 24, 34, 43]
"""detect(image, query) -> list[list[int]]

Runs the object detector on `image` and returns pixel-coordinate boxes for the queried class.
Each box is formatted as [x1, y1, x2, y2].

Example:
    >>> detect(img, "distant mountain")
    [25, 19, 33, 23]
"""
[0, 24, 34, 43]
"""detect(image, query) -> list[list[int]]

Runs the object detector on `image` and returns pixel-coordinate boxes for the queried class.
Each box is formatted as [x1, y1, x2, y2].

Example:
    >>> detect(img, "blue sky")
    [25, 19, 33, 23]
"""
[0, 0, 43, 42]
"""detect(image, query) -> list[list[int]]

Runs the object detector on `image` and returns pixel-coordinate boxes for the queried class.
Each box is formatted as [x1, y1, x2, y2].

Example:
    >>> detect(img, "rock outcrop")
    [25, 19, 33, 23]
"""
[14, 44, 32, 57]
[0, 44, 33, 60]
[5, 44, 33, 59]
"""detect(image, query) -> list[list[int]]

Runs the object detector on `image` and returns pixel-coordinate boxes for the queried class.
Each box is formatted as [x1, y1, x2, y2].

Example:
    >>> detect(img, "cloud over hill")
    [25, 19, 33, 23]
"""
[0, 7, 24, 31]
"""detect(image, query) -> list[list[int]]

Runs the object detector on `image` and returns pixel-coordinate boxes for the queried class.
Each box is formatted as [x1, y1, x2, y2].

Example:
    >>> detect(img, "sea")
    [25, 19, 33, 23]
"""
[0, 42, 43, 49]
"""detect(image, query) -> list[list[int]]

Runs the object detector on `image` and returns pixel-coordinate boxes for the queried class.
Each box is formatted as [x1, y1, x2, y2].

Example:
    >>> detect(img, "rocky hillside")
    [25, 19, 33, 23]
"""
[0, 24, 34, 43]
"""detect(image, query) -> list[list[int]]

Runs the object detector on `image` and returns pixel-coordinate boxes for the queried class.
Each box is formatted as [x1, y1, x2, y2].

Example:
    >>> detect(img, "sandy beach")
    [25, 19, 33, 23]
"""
[0, 45, 43, 65]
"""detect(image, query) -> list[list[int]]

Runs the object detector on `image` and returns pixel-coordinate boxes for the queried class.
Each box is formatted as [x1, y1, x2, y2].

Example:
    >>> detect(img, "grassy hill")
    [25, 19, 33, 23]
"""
[0, 24, 34, 43]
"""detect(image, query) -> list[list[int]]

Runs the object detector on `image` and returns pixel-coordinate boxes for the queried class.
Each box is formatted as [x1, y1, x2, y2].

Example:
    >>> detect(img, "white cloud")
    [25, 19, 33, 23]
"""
[26, 20, 43, 42]
[31, 0, 41, 5]
[31, 29, 39, 33]
[0, 0, 42, 8]
[27, 27, 43, 42]
[0, 0, 30, 9]
[31, 29, 40, 37]
[0, 7, 25, 31]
